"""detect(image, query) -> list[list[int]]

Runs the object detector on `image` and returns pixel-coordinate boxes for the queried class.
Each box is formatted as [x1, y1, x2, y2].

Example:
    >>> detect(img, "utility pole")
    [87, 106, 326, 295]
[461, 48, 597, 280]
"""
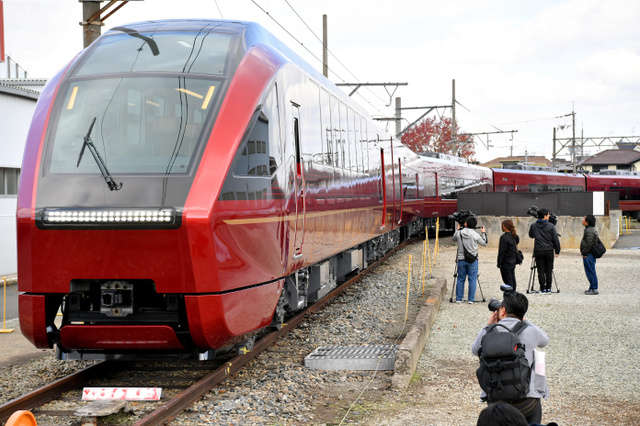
[571, 108, 576, 173]
[451, 79, 457, 153]
[81, 1, 103, 48]
[552, 127, 557, 167]
[395, 97, 402, 138]
[322, 14, 328, 78]
[80, 1, 140, 48]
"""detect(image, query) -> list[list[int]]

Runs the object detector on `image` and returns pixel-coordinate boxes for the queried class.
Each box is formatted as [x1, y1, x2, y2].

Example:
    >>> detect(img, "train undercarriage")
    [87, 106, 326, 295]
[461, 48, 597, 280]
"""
[49, 218, 427, 361]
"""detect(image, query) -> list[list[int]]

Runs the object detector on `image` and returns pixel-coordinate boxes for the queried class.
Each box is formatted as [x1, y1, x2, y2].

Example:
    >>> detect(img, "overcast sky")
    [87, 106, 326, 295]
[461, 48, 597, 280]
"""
[2, 0, 640, 163]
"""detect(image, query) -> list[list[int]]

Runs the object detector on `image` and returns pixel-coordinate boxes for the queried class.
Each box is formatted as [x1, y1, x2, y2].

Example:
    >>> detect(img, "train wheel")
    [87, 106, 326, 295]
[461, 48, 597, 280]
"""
[269, 290, 286, 331]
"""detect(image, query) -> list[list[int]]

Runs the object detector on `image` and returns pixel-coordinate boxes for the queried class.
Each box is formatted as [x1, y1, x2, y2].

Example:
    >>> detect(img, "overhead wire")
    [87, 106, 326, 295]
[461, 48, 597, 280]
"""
[455, 100, 503, 133]
[282, 0, 389, 108]
[250, 0, 388, 117]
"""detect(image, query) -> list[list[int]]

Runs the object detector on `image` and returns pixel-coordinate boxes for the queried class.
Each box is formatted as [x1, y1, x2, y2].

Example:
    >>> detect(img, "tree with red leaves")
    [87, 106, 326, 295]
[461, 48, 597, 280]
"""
[400, 116, 476, 162]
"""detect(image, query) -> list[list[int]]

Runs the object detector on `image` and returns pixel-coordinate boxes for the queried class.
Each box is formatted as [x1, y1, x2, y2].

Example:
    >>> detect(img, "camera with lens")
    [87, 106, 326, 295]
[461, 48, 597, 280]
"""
[527, 205, 557, 226]
[450, 209, 475, 226]
[488, 298, 501, 312]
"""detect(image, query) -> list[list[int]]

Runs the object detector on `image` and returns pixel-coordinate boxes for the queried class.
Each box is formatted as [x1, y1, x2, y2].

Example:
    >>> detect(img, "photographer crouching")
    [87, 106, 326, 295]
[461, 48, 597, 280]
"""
[452, 213, 487, 303]
[472, 292, 550, 424]
[528, 208, 561, 294]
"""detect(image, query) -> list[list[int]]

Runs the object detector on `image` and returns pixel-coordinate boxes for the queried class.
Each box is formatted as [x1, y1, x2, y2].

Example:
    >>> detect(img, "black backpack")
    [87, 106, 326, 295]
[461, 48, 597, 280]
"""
[476, 321, 531, 402]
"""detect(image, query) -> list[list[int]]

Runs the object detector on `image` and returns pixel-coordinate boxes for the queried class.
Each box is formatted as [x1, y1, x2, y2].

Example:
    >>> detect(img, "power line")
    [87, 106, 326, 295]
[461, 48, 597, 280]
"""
[455, 100, 503, 133]
[214, 0, 224, 18]
[250, 0, 326, 70]
[250, 0, 387, 117]
[280, 1, 389, 111]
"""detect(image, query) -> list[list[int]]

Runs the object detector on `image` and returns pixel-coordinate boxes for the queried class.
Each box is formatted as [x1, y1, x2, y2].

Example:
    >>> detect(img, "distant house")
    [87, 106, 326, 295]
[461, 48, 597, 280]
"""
[480, 156, 553, 169]
[580, 148, 640, 173]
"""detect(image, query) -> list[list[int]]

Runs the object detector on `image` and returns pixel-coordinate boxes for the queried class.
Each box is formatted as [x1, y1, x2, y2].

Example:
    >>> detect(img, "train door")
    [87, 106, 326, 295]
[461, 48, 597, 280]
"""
[292, 103, 305, 259]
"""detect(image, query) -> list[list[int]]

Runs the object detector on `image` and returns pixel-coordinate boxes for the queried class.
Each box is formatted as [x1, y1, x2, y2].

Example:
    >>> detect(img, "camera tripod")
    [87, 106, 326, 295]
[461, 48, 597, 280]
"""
[449, 260, 486, 303]
[526, 255, 560, 294]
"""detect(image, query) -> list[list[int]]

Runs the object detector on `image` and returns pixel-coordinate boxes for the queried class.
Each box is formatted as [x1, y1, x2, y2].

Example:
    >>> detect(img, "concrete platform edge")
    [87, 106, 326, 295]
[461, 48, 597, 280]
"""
[391, 276, 447, 390]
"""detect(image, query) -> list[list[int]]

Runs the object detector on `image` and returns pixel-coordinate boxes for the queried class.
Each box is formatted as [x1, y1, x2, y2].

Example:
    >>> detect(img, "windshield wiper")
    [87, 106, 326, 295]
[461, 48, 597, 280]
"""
[113, 26, 160, 56]
[76, 117, 123, 191]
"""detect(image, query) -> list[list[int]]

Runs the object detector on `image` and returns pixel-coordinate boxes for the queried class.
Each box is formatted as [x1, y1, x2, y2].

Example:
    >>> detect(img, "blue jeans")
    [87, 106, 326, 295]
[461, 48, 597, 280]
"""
[456, 259, 478, 302]
[583, 253, 598, 290]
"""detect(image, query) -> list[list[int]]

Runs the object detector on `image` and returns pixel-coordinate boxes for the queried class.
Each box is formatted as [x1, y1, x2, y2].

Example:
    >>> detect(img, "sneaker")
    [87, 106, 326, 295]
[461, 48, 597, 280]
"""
[544, 289, 552, 294]
[455, 300, 463, 303]
[585, 289, 599, 295]
[468, 300, 475, 304]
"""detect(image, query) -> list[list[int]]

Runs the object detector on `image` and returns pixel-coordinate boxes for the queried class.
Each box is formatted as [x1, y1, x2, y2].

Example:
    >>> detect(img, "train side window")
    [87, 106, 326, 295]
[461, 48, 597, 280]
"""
[308, 81, 323, 165]
[220, 85, 282, 201]
[320, 88, 332, 166]
[331, 95, 340, 169]
[348, 108, 358, 173]
[234, 112, 270, 176]
[353, 112, 362, 174]
[339, 102, 348, 170]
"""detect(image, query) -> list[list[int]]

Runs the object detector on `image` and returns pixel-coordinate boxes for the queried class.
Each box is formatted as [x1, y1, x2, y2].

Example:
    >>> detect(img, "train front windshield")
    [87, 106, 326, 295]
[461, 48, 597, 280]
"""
[44, 29, 239, 177]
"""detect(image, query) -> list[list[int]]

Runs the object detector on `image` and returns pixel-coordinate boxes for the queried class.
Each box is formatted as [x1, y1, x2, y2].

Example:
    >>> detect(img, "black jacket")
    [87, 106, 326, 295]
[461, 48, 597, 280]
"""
[528, 219, 561, 255]
[497, 232, 519, 268]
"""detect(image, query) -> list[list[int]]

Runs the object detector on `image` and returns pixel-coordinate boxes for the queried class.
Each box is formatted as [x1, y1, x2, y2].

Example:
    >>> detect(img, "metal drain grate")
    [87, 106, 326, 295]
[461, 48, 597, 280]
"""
[304, 345, 398, 371]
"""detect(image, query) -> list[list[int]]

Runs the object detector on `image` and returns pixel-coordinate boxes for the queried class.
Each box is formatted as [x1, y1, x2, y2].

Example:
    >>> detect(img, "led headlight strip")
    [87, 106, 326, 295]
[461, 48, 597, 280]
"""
[43, 208, 175, 224]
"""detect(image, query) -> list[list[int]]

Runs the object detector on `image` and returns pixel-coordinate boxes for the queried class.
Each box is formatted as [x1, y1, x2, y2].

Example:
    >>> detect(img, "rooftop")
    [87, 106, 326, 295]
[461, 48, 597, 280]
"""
[581, 149, 640, 165]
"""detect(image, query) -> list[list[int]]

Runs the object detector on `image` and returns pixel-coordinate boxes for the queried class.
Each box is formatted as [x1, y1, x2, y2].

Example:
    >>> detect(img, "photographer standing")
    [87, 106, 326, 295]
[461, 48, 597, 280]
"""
[497, 219, 520, 292]
[472, 292, 550, 424]
[452, 216, 488, 303]
[528, 208, 561, 293]
[580, 214, 599, 295]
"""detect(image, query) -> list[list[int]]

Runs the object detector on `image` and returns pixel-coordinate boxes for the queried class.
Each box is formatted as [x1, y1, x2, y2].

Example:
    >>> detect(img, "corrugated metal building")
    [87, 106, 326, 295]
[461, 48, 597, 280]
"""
[0, 80, 41, 275]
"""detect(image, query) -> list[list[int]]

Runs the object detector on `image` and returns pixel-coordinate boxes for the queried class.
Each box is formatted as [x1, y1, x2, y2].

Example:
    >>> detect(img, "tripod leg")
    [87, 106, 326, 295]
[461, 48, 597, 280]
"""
[476, 274, 486, 302]
[552, 268, 560, 293]
[527, 257, 537, 294]
[450, 261, 458, 303]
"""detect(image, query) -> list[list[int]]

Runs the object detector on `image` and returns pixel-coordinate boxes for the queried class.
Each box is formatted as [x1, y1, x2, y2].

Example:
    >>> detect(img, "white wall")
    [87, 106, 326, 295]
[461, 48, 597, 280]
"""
[0, 198, 17, 276]
[0, 92, 35, 167]
[0, 90, 37, 275]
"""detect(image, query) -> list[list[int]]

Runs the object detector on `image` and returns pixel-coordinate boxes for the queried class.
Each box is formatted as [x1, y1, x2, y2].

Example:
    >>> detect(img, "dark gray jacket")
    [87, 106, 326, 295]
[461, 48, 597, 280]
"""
[580, 225, 598, 256]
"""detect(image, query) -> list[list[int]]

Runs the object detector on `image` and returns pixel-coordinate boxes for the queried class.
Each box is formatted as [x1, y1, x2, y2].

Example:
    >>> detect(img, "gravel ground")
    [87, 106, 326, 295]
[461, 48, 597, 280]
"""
[367, 233, 640, 425]
[1, 231, 640, 425]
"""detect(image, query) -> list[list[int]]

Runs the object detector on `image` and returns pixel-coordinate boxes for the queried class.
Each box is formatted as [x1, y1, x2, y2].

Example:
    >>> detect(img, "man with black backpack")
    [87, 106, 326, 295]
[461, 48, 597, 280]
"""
[472, 292, 549, 424]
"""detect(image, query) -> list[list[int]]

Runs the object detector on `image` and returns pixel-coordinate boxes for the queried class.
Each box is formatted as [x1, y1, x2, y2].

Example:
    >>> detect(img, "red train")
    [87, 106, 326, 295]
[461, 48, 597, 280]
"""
[493, 167, 640, 216]
[17, 20, 640, 360]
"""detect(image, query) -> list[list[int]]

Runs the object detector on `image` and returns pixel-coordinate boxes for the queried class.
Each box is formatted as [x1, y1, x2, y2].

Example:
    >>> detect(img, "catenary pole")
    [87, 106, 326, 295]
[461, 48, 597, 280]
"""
[323, 14, 328, 78]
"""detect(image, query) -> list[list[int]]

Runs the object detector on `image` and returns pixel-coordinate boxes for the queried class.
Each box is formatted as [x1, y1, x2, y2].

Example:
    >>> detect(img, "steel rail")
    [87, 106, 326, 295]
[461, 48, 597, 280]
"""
[134, 238, 416, 426]
[0, 361, 117, 423]
[0, 238, 416, 425]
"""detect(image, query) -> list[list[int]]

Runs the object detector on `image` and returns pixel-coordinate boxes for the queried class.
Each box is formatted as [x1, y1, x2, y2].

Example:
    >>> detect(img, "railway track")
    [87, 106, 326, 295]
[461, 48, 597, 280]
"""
[0, 239, 416, 425]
